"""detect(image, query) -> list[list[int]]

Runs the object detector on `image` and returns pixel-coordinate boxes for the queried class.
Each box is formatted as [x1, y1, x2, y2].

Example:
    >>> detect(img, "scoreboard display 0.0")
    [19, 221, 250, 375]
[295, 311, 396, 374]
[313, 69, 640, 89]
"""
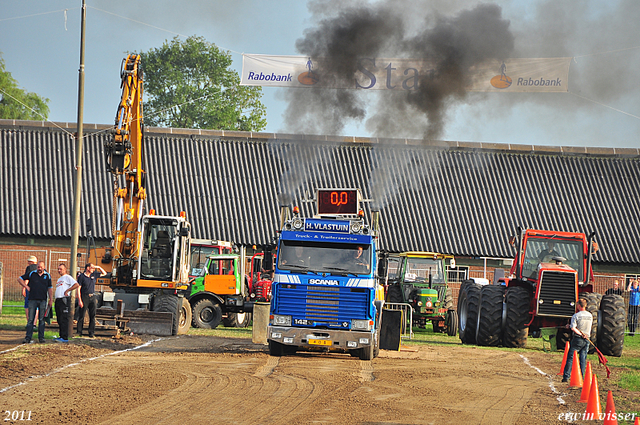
[317, 189, 359, 215]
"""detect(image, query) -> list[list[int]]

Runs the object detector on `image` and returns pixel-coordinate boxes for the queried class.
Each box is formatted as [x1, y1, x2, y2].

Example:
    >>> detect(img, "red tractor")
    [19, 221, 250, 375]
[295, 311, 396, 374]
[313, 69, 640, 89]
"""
[245, 251, 274, 302]
[458, 228, 625, 356]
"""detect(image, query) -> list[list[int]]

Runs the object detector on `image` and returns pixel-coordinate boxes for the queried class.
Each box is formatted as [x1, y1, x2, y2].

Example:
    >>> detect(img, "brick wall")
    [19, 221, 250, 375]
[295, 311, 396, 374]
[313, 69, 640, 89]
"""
[0, 244, 90, 302]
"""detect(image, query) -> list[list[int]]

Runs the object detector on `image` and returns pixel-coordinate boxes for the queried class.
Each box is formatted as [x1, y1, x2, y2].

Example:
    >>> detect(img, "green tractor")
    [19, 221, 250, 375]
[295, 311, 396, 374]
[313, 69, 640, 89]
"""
[188, 253, 252, 329]
[384, 252, 458, 336]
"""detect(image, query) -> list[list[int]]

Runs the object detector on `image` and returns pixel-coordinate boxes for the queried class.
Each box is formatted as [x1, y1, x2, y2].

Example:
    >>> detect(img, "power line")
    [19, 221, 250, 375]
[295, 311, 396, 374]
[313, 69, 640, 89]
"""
[568, 91, 640, 121]
[0, 8, 77, 22]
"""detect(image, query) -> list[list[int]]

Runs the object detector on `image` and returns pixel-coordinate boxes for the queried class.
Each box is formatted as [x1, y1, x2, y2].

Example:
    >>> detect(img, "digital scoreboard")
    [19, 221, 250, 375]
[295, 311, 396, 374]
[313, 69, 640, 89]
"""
[317, 189, 359, 215]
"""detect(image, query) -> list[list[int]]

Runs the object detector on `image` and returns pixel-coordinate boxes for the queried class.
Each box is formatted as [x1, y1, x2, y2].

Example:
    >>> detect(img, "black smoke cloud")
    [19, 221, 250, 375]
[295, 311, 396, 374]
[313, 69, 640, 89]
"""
[283, 1, 514, 140]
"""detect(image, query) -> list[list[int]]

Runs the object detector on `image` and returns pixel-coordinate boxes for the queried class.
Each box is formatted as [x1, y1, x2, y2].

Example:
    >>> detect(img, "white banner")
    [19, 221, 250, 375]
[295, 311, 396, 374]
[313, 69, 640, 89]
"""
[241, 54, 571, 92]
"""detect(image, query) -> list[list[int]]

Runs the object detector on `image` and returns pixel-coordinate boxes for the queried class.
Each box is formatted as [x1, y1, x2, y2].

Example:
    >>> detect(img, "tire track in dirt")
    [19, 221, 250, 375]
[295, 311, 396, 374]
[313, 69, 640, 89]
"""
[357, 360, 375, 382]
[254, 355, 279, 378]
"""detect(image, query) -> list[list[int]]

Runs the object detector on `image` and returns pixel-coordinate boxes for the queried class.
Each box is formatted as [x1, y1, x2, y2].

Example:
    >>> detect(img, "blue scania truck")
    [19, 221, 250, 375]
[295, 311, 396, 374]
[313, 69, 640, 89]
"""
[268, 189, 385, 360]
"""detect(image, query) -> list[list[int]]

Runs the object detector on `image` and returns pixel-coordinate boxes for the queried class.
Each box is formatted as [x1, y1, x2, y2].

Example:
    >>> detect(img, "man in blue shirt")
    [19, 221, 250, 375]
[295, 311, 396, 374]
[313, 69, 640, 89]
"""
[18, 261, 53, 343]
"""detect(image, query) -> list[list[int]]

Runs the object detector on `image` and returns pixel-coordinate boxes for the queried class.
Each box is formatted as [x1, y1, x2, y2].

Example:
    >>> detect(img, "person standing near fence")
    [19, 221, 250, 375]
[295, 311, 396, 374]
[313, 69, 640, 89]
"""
[605, 280, 623, 296]
[18, 261, 53, 343]
[18, 256, 38, 321]
[54, 264, 79, 342]
[628, 278, 640, 336]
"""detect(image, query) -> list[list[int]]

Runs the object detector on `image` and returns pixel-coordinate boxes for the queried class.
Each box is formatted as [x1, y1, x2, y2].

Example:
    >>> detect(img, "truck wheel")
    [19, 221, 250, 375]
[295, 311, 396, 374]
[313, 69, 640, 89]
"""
[223, 312, 252, 328]
[597, 294, 625, 357]
[153, 293, 181, 336]
[581, 292, 601, 351]
[192, 299, 222, 329]
[503, 286, 530, 348]
[446, 309, 458, 336]
[373, 328, 380, 358]
[477, 285, 505, 346]
[458, 282, 481, 344]
[359, 342, 375, 360]
[268, 340, 285, 357]
[178, 297, 192, 335]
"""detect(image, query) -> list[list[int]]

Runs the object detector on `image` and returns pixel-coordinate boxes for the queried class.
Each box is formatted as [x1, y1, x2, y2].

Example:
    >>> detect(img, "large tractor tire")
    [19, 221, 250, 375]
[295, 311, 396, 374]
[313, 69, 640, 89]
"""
[503, 286, 530, 348]
[153, 293, 182, 336]
[446, 309, 458, 337]
[386, 284, 404, 303]
[476, 285, 506, 346]
[582, 292, 602, 352]
[223, 312, 252, 328]
[597, 294, 625, 357]
[444, 287, 454, 310]
[192, 298, 222, 329]
[458, 282, 481, 344]
[556, 328, 571, 351]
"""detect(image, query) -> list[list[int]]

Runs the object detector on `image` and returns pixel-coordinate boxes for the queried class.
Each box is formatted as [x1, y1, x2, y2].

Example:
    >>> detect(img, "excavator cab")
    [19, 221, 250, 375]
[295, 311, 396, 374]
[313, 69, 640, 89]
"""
[138, 217, 188, 282]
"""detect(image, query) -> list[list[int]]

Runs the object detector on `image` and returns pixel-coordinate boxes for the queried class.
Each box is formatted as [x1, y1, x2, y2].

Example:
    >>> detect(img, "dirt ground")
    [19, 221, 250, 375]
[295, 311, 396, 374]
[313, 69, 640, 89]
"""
[0, 330, 635, 424]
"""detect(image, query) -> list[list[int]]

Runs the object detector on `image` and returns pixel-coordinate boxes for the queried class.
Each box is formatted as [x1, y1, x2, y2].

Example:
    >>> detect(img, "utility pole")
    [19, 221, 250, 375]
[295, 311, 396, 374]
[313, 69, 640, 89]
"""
[69, 0, 86, 339]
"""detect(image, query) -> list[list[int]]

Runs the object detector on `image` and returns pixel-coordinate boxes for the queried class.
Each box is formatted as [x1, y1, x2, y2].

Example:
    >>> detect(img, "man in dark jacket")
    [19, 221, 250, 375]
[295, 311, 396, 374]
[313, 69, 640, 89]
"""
[77, 263, 106, 338]
[605, 280, 623, 296]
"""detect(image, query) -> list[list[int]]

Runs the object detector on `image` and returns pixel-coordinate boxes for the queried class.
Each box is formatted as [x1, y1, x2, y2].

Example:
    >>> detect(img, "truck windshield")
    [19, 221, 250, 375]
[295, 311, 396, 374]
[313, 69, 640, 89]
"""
[404, 258, 445, 283]
[522, 237, 584, 281]
[140, 220, 178, 280]
[277, 240, 372, 276]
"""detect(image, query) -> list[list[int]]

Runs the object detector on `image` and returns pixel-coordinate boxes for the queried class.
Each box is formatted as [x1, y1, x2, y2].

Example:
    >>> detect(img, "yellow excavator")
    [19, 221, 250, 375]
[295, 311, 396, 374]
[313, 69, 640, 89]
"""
[100, 54, 192, 335]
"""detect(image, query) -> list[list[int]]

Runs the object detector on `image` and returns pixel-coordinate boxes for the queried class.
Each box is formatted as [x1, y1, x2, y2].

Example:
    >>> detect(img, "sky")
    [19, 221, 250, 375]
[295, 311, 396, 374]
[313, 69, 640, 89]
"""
[0, 0, 639, 148]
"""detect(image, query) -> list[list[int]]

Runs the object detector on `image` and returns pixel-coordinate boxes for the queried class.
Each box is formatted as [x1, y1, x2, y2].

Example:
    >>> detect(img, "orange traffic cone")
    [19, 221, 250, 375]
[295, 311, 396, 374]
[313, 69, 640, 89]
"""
[603, 390, 618, 425]
[558, 341, 570, 375]
[634, 416, 639, 425]
[585, 374, 601, 420]
[569, 351, 583, 388]
[578, 361, 592, 403]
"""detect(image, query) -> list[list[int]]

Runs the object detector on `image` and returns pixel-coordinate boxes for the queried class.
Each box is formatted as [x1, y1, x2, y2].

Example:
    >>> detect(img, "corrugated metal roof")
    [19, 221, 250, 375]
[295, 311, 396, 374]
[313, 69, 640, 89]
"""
[1, 121, 639, 265]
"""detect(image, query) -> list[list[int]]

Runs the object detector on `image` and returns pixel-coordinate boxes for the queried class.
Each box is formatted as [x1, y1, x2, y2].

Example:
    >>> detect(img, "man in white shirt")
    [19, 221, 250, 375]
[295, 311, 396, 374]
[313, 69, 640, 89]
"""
[54, 264, 79, 342]
[562, 298, 593, 382]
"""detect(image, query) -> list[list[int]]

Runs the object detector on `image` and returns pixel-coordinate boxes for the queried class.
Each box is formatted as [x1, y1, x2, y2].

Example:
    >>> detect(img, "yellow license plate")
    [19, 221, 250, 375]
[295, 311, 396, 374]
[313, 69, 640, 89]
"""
[309, 339, 332, 346]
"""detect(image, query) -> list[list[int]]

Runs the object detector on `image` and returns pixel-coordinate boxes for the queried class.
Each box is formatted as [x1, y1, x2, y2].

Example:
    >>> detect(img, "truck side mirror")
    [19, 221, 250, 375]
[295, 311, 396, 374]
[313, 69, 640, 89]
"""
[508, 235, 516, 246]
[377, 256, 388, 278]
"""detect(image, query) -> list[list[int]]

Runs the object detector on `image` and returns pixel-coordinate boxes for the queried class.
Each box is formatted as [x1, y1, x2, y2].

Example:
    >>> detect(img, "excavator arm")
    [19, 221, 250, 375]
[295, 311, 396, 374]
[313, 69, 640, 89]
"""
[104, 54, 146, 284]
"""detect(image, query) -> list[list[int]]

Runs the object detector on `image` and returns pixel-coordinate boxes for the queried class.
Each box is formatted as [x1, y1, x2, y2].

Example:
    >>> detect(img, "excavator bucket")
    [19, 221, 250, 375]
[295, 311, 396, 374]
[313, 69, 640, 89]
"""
[97, 307, 175, 336]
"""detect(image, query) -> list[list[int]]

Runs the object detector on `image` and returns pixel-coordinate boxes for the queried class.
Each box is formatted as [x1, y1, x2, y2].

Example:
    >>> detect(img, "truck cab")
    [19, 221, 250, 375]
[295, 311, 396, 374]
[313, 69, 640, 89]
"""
[268, 189, 384, 360]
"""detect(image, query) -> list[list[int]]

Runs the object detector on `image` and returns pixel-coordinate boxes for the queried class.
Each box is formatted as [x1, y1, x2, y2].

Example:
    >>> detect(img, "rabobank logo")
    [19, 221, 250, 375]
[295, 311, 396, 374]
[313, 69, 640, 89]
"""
[490, 61, 512, 89]
[298, 57, 320, 85]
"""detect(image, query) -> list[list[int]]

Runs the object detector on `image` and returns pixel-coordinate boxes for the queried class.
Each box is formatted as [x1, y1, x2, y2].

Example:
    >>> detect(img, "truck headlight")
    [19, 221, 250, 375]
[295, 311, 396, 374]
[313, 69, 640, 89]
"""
[273, 315, 292, 326]
[351, 319, 373, 331]
[292, 217, 304, 230]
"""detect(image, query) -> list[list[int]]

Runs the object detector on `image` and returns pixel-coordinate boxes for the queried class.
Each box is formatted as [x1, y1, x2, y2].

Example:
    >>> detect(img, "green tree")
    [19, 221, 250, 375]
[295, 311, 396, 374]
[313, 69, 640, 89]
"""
[139, 36, 266, 131]
[0, 53, 49, 120]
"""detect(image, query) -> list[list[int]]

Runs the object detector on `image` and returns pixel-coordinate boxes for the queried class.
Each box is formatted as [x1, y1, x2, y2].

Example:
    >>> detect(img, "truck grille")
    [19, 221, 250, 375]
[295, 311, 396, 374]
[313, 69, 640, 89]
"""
[537, 271, 576, 317]
[276, 285, 369, 327]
